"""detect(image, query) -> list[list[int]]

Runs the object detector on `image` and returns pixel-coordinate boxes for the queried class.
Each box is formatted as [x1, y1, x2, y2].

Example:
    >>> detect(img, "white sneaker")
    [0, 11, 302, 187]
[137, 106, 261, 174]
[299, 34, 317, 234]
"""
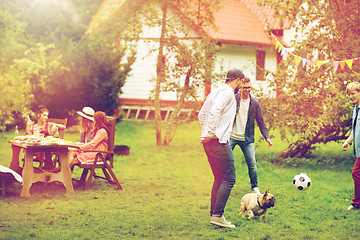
[252, 187, 261, 195]
[347, 205, 360, 211]
[210, 215, 236, 228]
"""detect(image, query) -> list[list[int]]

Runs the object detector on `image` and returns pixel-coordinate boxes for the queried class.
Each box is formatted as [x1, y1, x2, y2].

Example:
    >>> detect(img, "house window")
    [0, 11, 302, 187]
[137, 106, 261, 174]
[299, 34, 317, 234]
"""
[256, 50, 265, 81]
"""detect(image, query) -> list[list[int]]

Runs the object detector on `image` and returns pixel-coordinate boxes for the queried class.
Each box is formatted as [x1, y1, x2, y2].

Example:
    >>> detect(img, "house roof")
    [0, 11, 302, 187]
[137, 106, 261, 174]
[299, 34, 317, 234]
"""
[207, 0, 271, 46]
[206, 0, 294, 46]
[87, 0, 294, 46]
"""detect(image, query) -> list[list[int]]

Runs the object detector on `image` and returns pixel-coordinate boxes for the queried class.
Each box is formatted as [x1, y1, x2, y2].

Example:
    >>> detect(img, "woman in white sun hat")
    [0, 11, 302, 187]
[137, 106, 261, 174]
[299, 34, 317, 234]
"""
[77, 107, 95, 143]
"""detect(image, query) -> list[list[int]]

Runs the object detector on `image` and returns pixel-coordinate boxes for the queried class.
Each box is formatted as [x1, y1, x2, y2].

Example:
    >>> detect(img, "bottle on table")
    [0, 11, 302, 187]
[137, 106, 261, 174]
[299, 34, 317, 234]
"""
[14, 125, 19, 136]
[53, 126, 60, 138]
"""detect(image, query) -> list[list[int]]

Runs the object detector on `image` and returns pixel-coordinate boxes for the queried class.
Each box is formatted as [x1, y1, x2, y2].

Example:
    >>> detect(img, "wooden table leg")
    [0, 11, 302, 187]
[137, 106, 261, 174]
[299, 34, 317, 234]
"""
[9, 145, 22, 175]
[58, 150, 75, 195]
[20, 149, 34, 197]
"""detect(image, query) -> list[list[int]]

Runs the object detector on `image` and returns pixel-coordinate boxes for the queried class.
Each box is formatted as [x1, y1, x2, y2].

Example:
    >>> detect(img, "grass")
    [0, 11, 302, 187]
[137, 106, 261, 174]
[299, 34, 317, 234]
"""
[0, 120, 360, 239]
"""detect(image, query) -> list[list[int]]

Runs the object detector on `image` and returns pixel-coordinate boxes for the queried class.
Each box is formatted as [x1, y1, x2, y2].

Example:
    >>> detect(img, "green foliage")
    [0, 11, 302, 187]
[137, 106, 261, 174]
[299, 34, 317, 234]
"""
[261, 0, 360, 158]
[0, 0, 28, 71]
[0, 42, 63, 138]
[1, 0, 139, 126]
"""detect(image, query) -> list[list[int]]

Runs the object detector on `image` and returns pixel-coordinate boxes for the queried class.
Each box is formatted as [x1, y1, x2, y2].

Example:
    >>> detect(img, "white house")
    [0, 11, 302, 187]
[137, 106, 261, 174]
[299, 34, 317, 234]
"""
[87, 0, 295, 120]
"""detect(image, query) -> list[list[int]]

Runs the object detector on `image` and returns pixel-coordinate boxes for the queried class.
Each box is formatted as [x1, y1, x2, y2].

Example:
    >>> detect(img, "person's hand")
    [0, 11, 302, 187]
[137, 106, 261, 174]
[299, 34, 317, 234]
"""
[342, 143, 349, 151]
[266, 139, 273, 147]
[51, 124, 57, 132]
[26, 115, 33, 127]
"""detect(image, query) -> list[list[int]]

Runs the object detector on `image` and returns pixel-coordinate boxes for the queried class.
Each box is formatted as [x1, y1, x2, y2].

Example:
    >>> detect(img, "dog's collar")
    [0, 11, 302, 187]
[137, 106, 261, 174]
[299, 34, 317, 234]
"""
[257, 196, 265, 209]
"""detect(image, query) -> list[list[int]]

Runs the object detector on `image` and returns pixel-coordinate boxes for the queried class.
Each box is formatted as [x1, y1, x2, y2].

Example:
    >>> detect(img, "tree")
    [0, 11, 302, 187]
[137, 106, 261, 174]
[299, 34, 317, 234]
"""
[0, 1, 34, 136]
[3, 0, 138, 125]
[260, 0, 360, 158]
[140, 0, 221, 146]
[0, 43, 62, 138]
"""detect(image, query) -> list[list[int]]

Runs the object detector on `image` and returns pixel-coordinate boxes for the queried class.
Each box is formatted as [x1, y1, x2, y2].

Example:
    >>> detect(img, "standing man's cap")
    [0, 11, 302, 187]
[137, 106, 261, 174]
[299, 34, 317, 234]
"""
[223, 68, 245, 80]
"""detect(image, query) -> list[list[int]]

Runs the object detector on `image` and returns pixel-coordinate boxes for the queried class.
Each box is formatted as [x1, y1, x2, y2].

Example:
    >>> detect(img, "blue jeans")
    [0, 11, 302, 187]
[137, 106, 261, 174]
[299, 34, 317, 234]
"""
[230, 138, 258, 190]
[203, 139, 236, 216]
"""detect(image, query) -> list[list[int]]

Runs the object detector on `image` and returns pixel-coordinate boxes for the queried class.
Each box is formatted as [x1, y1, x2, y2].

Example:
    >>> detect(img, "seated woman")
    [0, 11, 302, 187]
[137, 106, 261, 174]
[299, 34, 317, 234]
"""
[70, 111, 109, 167]
[49, 111, 109, 173]
[9, 106, 67, 173]
[26, 106, 66, 137]
[76, 107, 95, 143]
[27, 106, 66, 168]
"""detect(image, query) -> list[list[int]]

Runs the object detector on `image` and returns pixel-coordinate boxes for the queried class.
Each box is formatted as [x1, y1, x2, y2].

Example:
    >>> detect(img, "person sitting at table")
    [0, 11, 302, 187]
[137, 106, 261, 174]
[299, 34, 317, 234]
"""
[26, 105, 66, 137]
[77, 107, 95, 143]
[9, 106, 67, 174]
[26, 105, 66, 168]
[48, 111, 109, 173]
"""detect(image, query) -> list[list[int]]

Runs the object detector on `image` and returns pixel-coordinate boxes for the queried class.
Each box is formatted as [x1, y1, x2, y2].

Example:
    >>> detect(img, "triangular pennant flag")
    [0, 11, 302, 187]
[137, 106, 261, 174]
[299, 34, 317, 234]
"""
[317, 60, 327, 69]
[339, 61, 346, 70]
[333, 61, 339, 71]
[294, 55, 301, 65]
[306, 59, 311, 68]
[278, 44, 282, 53]
[283, 49, 289, 60]
[275, 41, 280, 50]
[281, 47, 286, 56]
[302, 58, 307, 67]
[354, 58, 359, 65]
[346, 59, 354, 69]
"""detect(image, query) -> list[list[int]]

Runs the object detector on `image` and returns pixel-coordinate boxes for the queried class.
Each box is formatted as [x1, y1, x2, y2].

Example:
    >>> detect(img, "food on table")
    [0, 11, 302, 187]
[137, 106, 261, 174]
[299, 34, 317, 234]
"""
[13, 135, 74, 145]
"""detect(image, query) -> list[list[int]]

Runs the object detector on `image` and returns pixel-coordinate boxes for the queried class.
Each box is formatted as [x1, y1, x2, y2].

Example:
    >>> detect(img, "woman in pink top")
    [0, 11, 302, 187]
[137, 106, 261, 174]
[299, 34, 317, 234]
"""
[26, 106, 66, 137]
[69, 111, 109, 167]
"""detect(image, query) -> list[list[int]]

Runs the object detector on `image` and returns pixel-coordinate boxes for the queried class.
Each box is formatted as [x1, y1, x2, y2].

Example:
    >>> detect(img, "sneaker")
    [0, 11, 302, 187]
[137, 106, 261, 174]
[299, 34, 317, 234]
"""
[252, 187, 261, 195]
[210, 215, 236, 228]
[210, 215, 231, 224]
[347, 205, 360, 211]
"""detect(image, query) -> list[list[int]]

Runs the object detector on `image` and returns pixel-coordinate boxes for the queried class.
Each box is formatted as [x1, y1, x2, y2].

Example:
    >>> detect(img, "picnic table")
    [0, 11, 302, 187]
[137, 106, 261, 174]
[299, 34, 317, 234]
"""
[9, 136, 77, 197]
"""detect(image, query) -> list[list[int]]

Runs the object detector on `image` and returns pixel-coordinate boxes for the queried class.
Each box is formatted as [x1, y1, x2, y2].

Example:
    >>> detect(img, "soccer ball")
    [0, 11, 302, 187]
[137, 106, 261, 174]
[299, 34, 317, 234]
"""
[293, 173, 311, 191]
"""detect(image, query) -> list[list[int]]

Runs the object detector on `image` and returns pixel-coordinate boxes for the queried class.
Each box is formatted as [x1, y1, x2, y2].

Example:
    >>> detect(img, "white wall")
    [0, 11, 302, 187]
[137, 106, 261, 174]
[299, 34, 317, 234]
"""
[213, 44, 277, 97]
[120, 39, 158, 100]
[120, 5, 279, 102]
[119, 7, 199, 101]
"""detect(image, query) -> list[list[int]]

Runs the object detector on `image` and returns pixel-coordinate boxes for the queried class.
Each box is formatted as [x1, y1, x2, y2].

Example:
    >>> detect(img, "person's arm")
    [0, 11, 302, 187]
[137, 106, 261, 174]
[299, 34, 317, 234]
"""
[201, 89, 232, 139]
[342, 134, 353, 151]
[80, 129, 108, 150]
[266, 139, 273, 147]
[56, 124, 66, 130]
[26, 116, 33, 135]
[26, 124, 33, 135]
[198, 97, 210, 128]
[255, 102, 270, 142]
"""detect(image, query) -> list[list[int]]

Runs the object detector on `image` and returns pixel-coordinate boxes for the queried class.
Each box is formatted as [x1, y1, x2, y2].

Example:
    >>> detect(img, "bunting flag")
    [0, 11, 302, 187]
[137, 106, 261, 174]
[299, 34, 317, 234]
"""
[270, 33, 359, 72]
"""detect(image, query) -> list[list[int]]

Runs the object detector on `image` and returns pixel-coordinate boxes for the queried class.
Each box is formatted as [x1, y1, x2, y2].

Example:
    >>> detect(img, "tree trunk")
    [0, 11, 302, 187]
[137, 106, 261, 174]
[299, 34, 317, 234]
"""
[154, 2, 167, 146]
[163, 67, 192, 146]
[1, 122, 4, 139]
[277, 140, 312, 158]
[278, 121, 351, 158]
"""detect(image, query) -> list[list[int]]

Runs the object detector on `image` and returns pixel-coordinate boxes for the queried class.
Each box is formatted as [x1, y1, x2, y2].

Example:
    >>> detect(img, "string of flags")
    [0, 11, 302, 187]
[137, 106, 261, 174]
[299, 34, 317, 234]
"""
[270, 32, 359, 72]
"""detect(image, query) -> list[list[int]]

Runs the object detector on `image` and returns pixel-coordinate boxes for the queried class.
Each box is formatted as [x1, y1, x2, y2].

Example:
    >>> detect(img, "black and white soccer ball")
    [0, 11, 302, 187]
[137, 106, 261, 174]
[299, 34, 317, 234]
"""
[293, 173, 311, 191]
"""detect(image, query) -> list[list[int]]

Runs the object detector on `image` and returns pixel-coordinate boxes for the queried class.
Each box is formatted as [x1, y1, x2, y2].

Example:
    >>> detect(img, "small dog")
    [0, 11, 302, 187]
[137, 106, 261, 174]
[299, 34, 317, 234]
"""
[240, 189, 275, 220]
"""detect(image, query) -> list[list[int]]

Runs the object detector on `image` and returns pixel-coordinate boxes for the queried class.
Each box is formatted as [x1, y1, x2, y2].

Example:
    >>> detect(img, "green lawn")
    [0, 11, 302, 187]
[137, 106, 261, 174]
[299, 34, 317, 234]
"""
[0, 120, 359, 240]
